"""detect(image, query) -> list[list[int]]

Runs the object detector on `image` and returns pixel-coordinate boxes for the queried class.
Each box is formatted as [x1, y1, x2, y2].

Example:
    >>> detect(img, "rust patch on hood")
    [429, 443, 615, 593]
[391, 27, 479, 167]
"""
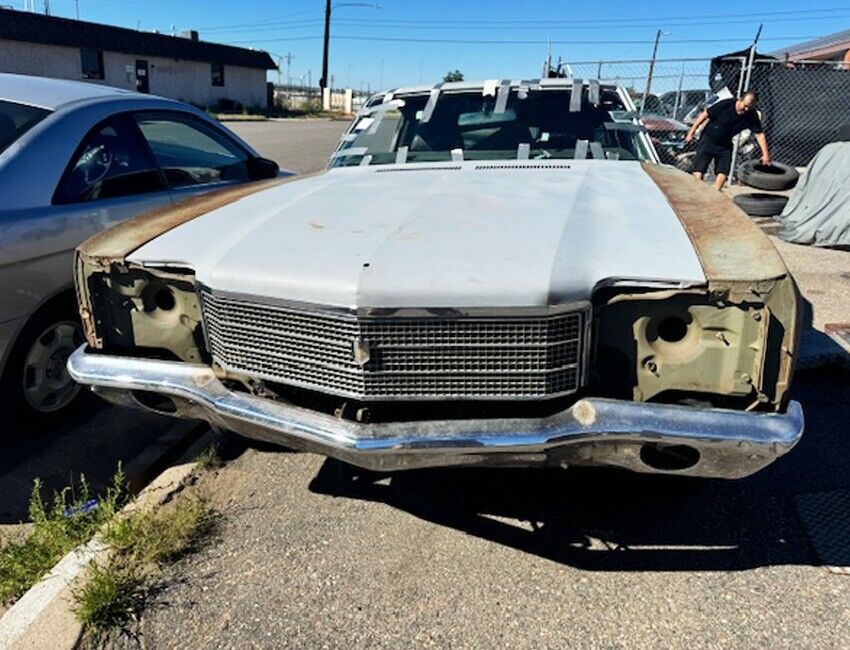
[78, 172, 326, 266]
[641, 162, 788, 284]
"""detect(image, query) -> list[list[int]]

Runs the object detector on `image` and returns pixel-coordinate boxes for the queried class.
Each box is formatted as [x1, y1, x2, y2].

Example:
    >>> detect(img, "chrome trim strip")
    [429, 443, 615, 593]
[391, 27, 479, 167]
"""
[196, 283, 592, 319]
[69, 347, 804, 479]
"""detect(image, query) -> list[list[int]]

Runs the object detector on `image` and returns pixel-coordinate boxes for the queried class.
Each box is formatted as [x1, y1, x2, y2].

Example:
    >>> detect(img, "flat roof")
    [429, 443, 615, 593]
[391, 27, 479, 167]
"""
[0, 8, 276, 70]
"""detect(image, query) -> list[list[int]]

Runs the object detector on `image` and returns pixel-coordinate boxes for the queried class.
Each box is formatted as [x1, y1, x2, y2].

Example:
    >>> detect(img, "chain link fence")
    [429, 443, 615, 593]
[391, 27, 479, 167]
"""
[568, 58, 715, 172]
[564, 55, 850, 181]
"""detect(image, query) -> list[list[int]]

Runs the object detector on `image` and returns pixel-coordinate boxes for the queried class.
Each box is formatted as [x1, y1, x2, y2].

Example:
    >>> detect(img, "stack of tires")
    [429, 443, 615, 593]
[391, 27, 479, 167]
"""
[732, 161, 799, 217]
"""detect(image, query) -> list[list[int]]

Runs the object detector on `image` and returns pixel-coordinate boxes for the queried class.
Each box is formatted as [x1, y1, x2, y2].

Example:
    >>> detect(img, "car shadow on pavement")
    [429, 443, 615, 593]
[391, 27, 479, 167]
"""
[309, 365, 850, 572]
[0, 399, 173, 524]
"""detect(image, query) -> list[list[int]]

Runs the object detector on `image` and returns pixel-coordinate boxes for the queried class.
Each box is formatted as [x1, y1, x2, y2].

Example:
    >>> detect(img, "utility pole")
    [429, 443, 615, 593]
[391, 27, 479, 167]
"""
[75, 0, 79, 19]
[320, 0, 331, 91]
[43, 0, 49, 15]
[283, 52, 295, 88]
[640, 29, 662, 116]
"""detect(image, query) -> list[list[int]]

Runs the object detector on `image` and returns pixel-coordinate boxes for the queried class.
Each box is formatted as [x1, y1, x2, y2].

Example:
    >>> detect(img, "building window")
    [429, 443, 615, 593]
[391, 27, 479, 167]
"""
[211, 62, 225, 87]
[80, 48, 104, 80]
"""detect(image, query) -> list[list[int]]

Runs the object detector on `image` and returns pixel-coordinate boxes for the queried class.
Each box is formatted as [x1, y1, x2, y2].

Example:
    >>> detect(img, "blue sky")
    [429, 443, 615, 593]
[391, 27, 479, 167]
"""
[38, 0, 850, 90]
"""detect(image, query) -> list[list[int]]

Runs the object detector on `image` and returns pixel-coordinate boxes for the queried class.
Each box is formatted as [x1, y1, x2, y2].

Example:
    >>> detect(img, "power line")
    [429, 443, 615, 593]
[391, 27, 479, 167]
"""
[203, 13, 850, 37]
[311, 6, 850, 25]
[189, 5, 850, 33]
[329, 14, 850, 31]
[229, 34, 824, 46]
[202, 18, 323, 33]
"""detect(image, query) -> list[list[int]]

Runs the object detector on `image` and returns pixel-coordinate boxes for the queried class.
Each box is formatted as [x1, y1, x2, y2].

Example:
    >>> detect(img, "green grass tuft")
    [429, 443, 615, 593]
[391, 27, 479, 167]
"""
[194, 444, 223, 472]
[0, 467, 126, 605]
[72, 562, 145, 632]
[74, 493, 214, 633]
[104, 495, 214, 567]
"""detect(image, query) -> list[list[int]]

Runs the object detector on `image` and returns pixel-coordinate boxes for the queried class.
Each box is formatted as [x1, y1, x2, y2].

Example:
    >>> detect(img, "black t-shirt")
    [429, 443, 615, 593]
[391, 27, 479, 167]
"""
[700, 98, 763, 152]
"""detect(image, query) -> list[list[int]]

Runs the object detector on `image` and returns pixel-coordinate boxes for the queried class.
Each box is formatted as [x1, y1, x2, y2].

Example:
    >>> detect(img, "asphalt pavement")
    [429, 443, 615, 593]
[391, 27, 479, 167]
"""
[226, 118, 348, 173]
[111, 120, 849, 648]
[123, 366, 850, 649]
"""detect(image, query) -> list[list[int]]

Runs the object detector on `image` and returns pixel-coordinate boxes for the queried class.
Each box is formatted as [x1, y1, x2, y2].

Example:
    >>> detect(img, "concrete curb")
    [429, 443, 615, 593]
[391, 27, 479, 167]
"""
[0, 424, 213, 650]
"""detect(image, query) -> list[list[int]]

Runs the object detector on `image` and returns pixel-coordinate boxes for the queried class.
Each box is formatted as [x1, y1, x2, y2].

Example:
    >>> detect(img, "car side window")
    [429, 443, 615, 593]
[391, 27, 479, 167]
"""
[54, 115, 165, 204]
[134, 112, 250, 188]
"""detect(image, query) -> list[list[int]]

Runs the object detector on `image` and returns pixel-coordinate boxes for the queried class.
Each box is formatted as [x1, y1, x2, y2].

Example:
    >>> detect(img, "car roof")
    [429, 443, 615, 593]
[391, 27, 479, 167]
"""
[0, 73, 142, 110]
[386, 78, 620, 96]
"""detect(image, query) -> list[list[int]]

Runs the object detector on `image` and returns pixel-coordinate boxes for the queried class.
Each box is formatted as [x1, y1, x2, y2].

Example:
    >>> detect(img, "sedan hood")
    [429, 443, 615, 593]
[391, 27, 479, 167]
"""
[128, 160, 706, 308]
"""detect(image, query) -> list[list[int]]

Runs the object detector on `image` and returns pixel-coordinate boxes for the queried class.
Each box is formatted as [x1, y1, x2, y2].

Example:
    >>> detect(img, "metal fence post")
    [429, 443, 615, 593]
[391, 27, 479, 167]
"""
[727, 55, 750, 185]
[672, 62, 684, 118]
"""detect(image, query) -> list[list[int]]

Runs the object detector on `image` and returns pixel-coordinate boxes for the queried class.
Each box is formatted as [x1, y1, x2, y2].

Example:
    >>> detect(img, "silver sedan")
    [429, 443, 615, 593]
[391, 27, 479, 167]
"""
[0, 73, 282, 428]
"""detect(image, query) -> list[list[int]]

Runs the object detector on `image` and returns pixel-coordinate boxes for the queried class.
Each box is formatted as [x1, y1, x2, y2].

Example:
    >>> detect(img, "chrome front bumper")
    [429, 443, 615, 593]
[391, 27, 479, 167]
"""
[68, 346, 804, 479]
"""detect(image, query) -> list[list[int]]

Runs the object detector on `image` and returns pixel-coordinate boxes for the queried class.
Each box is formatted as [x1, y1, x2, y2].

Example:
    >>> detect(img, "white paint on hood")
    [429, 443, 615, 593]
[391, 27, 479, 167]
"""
[128, 160, 706, 308]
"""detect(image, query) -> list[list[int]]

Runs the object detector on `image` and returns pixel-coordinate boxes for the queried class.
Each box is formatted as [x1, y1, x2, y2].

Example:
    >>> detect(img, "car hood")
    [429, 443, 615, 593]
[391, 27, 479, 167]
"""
[127, 160, 706, 308]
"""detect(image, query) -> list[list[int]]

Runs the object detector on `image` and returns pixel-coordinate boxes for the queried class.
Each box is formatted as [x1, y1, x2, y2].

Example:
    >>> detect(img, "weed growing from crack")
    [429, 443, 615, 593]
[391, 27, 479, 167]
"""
[74, 493, 215, 634]
[194, 443, 223, 472]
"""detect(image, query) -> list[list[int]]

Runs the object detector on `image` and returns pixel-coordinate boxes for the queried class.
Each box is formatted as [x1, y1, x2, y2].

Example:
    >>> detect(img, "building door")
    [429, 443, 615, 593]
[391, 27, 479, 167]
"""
[135, 60, 149, 93]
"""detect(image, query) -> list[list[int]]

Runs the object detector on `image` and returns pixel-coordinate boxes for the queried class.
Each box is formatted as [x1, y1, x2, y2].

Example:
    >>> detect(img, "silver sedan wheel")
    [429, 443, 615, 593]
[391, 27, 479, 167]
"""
[22, 320, 84, 413]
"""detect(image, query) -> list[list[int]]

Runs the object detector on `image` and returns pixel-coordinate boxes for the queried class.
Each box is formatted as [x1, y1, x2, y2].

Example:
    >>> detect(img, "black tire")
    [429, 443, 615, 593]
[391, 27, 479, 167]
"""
[0, 294, 91, 433]
[738, 161, 799, 191]
[733, 192, 789, 217]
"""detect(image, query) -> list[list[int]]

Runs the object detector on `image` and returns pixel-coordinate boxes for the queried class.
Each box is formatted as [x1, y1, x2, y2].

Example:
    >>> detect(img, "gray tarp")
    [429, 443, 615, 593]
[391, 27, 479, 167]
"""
[777, 142, 850, 247]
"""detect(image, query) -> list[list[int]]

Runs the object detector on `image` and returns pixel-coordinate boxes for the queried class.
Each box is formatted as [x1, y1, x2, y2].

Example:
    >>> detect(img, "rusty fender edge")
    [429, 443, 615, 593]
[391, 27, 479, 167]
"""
[68, 347, 804, 479]
[642, 162, 803, 410]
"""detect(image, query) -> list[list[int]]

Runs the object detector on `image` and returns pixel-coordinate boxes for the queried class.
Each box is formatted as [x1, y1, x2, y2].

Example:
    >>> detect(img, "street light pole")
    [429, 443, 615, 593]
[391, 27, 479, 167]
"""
[640, 29, 663, 116]
[320, 0, 332, 91]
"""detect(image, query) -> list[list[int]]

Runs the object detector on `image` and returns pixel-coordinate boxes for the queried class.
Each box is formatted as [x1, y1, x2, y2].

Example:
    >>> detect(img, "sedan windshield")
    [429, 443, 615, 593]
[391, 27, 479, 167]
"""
[0, 100, 51, 154]
[331, 86, 650, 167]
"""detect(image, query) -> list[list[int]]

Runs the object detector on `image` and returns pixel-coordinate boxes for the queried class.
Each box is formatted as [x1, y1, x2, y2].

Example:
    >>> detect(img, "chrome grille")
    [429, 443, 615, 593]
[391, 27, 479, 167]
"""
[200, 289, 587, 400]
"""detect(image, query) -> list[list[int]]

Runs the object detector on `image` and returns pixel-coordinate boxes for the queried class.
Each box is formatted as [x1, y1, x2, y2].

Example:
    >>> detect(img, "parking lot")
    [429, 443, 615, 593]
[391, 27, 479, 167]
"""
[3, 119, 849, 647]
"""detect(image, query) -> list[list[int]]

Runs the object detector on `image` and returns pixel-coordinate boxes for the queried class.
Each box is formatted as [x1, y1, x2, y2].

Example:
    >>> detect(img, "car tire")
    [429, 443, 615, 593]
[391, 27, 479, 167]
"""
[738, 161, 799, 191]
[733, 192, 789, 217]
[0, 295, 91, 432]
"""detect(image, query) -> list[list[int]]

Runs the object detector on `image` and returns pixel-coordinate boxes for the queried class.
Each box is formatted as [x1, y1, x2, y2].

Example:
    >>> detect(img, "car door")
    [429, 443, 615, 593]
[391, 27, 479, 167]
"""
[0, 113, 172, 323]
[132, 111, 254, 203]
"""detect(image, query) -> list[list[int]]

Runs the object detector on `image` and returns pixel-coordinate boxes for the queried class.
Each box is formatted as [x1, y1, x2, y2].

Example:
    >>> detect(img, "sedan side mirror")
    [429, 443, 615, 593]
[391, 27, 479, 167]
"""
[246, 156, 280, 180]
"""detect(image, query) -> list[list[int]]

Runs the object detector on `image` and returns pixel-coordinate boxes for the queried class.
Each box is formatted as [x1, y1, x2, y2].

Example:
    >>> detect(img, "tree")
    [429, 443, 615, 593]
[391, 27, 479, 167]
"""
[443, 70, 464, 83]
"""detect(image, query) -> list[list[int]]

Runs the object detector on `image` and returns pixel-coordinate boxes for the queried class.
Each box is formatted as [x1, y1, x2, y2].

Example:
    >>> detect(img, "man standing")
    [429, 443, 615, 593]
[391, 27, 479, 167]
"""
[685, 90, 770, 190]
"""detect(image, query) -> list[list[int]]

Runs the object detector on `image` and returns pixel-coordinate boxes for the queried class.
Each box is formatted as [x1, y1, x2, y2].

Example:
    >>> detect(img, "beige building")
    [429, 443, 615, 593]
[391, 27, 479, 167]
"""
[0, 8, 276, 109]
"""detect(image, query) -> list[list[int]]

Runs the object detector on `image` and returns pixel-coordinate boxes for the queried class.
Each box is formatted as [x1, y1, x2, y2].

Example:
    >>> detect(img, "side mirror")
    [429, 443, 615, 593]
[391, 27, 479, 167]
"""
[247, 156, 280, 180]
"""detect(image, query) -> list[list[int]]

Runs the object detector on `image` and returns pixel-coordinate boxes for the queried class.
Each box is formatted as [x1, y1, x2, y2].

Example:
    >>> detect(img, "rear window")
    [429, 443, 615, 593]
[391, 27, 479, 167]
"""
[0, 100, 51, 154]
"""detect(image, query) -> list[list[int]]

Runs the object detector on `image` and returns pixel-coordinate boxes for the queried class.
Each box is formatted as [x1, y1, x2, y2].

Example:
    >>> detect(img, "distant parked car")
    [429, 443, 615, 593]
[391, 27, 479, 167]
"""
[0, 73, 283, 427]
[660, 89, 712, 121]
[638, 113, 692, 167]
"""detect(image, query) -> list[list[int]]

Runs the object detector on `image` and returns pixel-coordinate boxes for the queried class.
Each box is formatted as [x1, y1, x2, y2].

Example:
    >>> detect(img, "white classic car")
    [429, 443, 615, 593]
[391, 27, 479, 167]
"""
[68, 79, 804, 478]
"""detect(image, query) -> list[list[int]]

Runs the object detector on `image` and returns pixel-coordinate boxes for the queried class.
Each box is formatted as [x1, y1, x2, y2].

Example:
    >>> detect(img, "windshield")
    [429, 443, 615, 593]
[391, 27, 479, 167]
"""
[331, 87, 651, 167]
[0, 100, 51, 154]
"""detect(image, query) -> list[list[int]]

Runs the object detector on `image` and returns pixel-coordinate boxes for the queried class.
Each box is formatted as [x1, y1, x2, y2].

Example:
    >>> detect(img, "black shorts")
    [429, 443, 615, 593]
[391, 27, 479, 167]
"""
[691, 148, 732, 175]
